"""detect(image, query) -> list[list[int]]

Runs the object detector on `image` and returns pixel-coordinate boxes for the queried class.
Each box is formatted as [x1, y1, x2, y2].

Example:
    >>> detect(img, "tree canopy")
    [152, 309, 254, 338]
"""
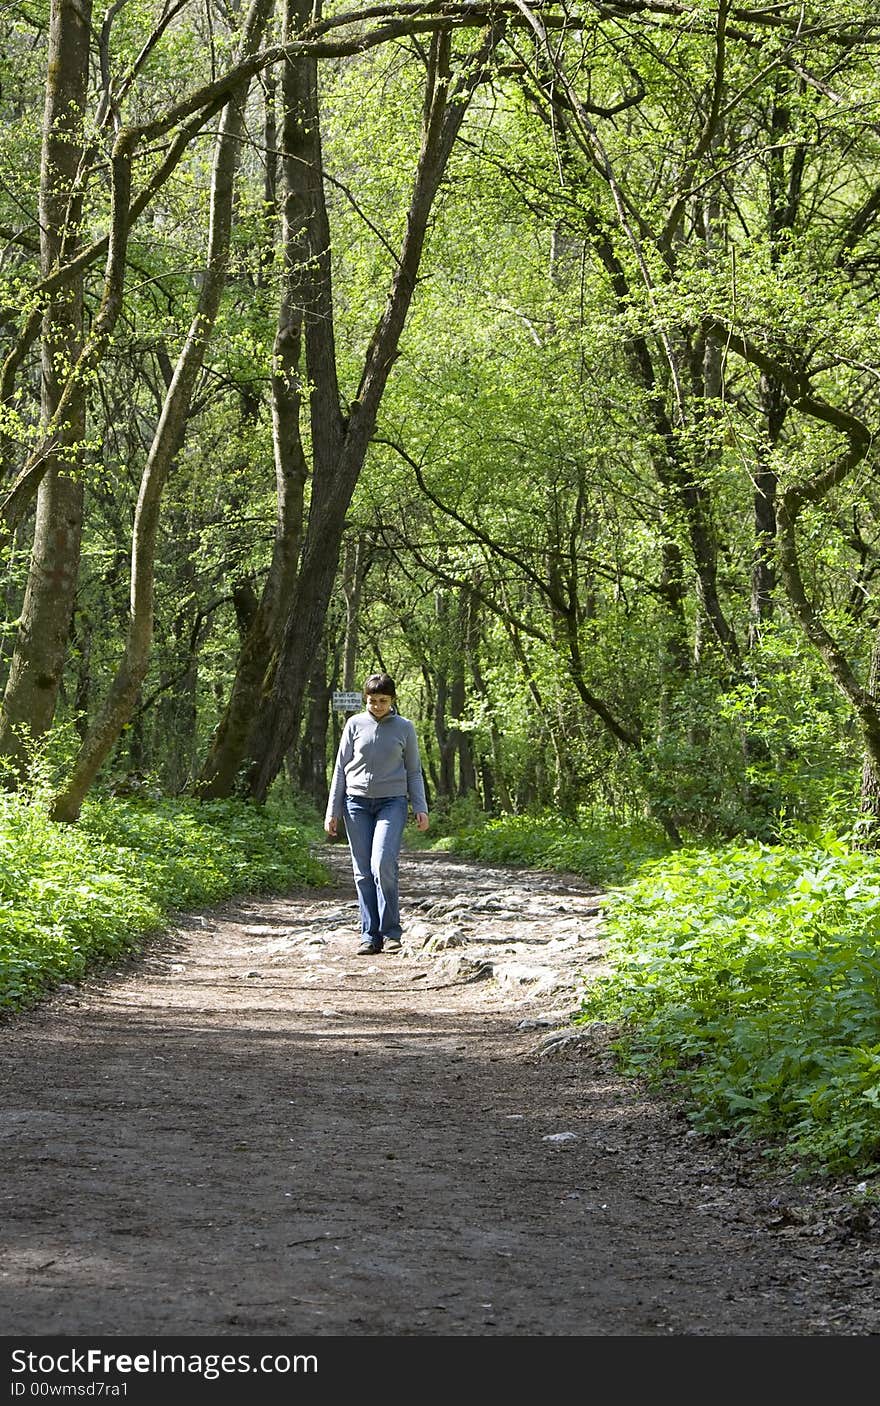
[0, 0, 878, 838]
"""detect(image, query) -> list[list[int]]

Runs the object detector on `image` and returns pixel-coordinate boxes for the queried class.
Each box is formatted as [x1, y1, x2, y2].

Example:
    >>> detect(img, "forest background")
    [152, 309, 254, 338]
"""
[2, 0, 880, 1185]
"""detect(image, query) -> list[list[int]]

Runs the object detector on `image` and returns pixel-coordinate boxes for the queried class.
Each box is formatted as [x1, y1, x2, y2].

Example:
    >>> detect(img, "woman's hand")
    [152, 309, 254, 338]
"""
[414, 812, 429, 832]
[324, 817, 338, 837]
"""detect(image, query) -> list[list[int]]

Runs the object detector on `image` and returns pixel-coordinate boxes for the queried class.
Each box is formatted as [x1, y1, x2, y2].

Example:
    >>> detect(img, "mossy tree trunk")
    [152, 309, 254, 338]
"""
[0, 0, 91, 783]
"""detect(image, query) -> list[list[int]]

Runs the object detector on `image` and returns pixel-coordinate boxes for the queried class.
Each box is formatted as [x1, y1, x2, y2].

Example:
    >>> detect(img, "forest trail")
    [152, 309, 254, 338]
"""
[1, 846, 878, 1338]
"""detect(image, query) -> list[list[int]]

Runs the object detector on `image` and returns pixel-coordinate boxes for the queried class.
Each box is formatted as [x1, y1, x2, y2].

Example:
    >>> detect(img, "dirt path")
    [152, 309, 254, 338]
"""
[1, 845, 878, 1338]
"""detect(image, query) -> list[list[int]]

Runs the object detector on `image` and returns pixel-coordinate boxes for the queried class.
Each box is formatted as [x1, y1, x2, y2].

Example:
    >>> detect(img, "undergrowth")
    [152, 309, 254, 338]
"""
[577, 832, 880, 1180]
[428, 808, 671, 886]
[0, 793, 329, 1013]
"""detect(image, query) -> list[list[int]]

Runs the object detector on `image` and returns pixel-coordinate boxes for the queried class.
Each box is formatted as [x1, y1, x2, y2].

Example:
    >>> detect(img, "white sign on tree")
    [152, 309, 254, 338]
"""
[332, 691, 363, 712]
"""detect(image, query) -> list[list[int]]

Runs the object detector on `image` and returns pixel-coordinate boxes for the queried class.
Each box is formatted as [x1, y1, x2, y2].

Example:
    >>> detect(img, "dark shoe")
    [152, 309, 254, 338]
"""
[357, 939, 382, 955]
[384, 936, 402, 953]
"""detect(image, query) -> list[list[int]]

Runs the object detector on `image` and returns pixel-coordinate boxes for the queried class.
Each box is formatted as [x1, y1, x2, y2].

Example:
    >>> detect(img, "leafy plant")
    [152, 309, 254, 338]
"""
[433, 808, 671, 886]
[0, 794, 329, 1013]
[576, 836, 880, 1177]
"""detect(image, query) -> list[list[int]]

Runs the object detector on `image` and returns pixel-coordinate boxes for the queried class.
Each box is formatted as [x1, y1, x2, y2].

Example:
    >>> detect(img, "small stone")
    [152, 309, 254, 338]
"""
[425, 928, 468, 951]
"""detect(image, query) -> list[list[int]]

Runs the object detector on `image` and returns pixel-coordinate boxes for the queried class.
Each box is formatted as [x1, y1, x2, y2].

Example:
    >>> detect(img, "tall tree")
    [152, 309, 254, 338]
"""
[195, 0, 316, 799]
[50, 0, 275, 822]
[0, 0, 92, 779]
[228, 21, 508, 800]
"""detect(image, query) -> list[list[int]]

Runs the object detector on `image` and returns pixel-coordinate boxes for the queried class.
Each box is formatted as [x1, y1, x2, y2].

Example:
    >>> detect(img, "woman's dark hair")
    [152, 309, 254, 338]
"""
[363, 672, 396, 697]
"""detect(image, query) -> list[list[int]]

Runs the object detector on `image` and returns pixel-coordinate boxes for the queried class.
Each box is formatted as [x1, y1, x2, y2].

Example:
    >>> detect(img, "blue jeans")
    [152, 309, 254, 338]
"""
[343, 794, 408, 944]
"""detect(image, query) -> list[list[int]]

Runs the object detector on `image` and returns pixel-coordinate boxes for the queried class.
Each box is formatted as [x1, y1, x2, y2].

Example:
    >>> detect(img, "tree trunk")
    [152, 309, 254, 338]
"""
[859, 620, 880, 830]
[0, 0, 91, 782]
[0, 472, 84, 779]
[469, 610, 512, 813]
[257, 69, 278, 287]
[450, 594, 476, 797]
[50, 0, 274, 822]
[748, 374, 785, 650]
[341, 534, 366, 690]
[434, 674, 455, 800]
[748, 72, 800, 653]
[656, 535, 690, 741]
[194, 0, 324, 800]
[297, 654, 332, 811]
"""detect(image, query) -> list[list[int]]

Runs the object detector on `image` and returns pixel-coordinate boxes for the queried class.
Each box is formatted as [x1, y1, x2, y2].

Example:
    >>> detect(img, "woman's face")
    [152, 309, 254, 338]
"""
[366, 692, 394, 719]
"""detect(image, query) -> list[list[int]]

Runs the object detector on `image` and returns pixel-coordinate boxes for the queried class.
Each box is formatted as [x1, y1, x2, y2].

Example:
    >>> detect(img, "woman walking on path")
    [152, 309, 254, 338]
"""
[324, 674, 429, 955]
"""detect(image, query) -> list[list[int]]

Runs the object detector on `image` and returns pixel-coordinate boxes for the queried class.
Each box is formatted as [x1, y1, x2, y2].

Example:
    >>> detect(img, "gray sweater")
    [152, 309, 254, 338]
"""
[325, 710, 428, 821]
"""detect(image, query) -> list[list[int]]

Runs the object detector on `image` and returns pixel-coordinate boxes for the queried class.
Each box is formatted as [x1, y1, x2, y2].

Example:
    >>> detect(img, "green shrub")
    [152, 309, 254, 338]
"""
[577, 834, 880, 1177]
[0, 794, 329, 1012]
[434, 809, 671, 886]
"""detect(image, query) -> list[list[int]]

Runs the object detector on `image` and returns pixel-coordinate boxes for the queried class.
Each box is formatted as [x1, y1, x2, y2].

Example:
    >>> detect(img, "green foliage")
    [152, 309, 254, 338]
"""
[0, 794, 329, 1014]
[634, 626, 862, 840]
[716, 627, 862, 830]
[2, 6, 879, 854]
[434, 809, 672, 887]
[577, 836, 880, 1177]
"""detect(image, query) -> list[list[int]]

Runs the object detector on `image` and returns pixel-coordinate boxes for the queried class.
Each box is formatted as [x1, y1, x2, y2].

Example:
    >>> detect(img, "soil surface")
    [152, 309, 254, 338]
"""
[1, 844, 878, 1338]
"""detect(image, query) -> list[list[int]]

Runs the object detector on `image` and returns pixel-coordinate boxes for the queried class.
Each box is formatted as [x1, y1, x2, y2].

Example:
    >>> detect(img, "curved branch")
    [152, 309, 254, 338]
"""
[706, 318, 873, 506]
[377, 436, 571, 614]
